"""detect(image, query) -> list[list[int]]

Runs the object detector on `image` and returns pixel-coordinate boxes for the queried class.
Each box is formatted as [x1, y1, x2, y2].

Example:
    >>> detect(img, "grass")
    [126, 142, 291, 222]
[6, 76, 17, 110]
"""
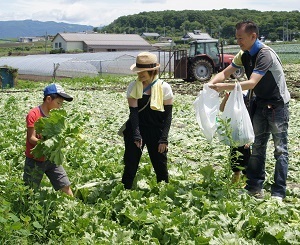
[0, 41, 52, 56]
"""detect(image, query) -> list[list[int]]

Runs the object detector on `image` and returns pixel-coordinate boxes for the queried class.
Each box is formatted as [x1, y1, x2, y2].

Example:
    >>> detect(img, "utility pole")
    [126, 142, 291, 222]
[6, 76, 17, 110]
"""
[44, 31, 48, 54]
[286, 20, 289, 41]
[283, 20, 289, 42]
[283, 21, 284, 41]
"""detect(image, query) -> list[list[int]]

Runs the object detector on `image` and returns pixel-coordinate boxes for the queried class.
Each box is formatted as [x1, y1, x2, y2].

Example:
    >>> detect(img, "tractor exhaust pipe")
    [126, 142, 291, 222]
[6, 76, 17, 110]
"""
[220, 40, 225, 70]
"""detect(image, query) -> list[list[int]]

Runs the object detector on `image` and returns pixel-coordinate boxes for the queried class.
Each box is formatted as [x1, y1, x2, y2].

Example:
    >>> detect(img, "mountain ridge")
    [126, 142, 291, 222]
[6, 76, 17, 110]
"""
[0, 19, 95, 39]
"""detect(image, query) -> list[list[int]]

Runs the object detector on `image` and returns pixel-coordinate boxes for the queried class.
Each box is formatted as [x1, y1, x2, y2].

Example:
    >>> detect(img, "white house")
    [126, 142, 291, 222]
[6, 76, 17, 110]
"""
[52, 32, 153, 52]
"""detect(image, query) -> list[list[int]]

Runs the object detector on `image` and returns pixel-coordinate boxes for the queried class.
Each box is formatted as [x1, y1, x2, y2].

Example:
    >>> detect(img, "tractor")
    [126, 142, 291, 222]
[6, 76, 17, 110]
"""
[172, 39, 244, 82]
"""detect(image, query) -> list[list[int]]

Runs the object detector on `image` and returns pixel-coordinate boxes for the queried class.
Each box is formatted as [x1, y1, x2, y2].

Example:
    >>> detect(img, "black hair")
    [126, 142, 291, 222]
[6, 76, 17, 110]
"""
[43, 93, 63, 102]
[235, 20, 259, 36]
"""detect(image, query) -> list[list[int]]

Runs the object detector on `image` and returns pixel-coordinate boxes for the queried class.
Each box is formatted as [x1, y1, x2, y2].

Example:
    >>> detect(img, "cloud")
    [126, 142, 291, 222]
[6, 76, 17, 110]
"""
[137, 0, 167, 3]
[0, 0, 299, 27]
[60, 0, 81, 3]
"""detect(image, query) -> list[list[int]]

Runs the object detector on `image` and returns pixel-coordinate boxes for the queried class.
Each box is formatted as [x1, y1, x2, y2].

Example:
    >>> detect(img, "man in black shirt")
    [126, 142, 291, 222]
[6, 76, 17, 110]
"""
[208, 21, 290, 200]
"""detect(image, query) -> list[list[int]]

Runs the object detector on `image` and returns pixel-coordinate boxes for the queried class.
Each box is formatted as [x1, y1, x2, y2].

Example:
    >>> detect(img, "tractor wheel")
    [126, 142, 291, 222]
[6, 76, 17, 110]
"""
[191, 59, 213, 82]
[231, 67, 245, 80]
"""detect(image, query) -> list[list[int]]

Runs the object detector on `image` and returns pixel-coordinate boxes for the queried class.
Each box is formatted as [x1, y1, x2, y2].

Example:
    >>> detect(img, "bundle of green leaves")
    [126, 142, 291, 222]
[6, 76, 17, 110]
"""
[31, 108, 87, 166]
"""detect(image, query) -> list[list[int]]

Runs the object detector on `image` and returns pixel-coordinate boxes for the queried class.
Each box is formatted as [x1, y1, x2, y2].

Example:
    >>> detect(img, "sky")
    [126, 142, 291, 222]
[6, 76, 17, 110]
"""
[1, 0, 299, 27]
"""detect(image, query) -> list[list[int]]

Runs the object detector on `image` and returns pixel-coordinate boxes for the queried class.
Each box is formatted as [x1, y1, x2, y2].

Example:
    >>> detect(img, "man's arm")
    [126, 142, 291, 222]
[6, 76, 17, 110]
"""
[209, 72, 263, 93]
[208, 64, 238, 84]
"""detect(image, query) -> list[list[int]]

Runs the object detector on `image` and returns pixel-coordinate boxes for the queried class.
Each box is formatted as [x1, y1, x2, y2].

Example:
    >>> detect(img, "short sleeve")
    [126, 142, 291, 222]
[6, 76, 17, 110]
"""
[253, 48, 273, 75]
[126, 81, 136, 98]
[26, 114, 36, 128]
[232, 50, 244, 68]
[26, 108, 40, 128]
[162, 82, 173, 101]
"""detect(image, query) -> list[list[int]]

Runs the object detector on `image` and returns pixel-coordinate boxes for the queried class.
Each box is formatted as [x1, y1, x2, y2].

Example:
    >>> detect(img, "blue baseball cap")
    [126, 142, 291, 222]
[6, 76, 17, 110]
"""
[43, 83, 73, 102]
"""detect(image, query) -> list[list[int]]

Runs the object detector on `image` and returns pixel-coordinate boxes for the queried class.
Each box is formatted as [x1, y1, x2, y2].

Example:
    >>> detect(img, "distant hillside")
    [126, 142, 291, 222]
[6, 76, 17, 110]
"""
[0, 19, 94, 39]
[102, 9, 300, 41]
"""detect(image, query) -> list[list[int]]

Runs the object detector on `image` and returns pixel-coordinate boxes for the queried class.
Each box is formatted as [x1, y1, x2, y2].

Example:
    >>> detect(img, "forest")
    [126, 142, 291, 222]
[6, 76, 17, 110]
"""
[100, 9, 300, 42]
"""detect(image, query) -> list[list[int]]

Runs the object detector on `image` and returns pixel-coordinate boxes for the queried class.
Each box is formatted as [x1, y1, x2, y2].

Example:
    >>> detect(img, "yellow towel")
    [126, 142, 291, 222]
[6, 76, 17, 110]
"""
[150, 79, 164, 112]
[129, 76, 164, 112]
[129, 80, 143, 99]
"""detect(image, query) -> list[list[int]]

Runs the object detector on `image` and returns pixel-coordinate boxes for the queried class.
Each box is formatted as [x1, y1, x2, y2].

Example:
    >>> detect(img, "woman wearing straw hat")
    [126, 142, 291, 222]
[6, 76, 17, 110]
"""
[121, 52, 174, 189]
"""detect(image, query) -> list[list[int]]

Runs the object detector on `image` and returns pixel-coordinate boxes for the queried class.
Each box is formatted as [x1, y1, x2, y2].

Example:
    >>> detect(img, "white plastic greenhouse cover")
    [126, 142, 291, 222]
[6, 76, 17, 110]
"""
[0, 55, 98, 78]
[0, 51, 172, 78]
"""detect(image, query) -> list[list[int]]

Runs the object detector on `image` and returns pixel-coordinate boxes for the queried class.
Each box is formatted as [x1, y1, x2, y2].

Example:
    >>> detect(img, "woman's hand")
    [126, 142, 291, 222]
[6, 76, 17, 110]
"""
[158, 143, 168, 153]
[134, 139, 143, 151]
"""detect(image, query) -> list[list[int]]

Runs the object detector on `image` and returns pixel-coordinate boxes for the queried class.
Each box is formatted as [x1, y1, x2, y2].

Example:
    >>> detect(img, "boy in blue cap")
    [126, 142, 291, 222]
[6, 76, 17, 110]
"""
[23, 83, 74, 196]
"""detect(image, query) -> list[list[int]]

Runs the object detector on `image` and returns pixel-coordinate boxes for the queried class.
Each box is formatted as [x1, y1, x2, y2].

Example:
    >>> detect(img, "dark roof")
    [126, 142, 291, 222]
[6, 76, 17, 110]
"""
[182, 32, 212, 40]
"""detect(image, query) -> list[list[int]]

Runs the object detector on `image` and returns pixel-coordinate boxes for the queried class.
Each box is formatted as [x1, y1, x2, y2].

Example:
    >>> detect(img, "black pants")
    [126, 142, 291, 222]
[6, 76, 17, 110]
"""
[122, 126, 168, 189]
[230, 146, 251, 174]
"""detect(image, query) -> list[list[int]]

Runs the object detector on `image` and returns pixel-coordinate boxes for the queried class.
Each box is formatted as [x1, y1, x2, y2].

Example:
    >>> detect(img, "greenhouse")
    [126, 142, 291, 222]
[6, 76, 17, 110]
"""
[0, 51, 173, 80]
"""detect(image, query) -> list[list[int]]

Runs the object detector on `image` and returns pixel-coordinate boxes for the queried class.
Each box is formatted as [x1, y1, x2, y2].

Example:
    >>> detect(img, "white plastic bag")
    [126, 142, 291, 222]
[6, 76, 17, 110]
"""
[193, 84, 219, 142]
[217, 82, 254, 146]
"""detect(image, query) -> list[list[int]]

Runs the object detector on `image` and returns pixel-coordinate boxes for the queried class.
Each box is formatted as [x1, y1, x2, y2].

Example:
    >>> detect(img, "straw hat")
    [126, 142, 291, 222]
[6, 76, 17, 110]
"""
[130, 52, 160, 73]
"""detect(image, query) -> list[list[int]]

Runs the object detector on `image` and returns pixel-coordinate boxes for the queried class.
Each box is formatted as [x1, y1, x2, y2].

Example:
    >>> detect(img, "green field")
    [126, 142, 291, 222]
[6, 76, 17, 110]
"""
[223, 42, 300, 64]
[0, 40, 52, 56]
[1, 72, 300, 244]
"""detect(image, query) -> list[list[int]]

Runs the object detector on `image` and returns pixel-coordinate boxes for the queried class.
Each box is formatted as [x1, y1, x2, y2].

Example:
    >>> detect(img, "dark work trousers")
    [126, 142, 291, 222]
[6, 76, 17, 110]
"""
[230, 146, 251, 174]
[122, 125, 168, 189]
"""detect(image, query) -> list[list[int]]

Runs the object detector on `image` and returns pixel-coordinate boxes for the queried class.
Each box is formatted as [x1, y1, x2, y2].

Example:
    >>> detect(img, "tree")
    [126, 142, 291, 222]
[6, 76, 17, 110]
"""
[268, 32, 279, 42]
[101, 9, 300, 42]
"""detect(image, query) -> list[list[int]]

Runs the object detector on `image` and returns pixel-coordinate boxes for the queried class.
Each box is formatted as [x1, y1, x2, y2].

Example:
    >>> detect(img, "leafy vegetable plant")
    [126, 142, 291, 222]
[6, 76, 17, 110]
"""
[31, 108, 87, 165]
[0, 68, 299, 244]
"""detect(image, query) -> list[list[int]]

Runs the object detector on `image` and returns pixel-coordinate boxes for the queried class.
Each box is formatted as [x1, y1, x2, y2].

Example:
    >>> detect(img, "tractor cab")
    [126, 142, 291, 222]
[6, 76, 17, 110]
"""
[189, 39, 221, 67]
[168, 39, 245, 82]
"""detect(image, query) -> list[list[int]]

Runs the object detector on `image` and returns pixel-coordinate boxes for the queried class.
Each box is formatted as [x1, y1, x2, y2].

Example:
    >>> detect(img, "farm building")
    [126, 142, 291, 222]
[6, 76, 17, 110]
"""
[141, 32, 160, 40]
[182, 30, 212, 41]
[52, 32, 154, 52]
[18, 36, 45, 43]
